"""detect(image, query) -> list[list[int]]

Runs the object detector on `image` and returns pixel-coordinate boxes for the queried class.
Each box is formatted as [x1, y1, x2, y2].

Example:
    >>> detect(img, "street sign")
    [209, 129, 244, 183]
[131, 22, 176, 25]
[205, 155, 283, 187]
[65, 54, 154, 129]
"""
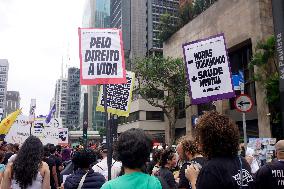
[234, 94, 253, 112]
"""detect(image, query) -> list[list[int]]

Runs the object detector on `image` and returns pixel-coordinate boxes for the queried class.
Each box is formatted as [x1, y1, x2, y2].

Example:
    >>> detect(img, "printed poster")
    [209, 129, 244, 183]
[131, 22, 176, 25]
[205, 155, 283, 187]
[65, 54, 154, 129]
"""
[182, 34, 235, 104]
[96, 71, 135, 117]
[58, 128, 68, 145]
[79, 28, 126, 85]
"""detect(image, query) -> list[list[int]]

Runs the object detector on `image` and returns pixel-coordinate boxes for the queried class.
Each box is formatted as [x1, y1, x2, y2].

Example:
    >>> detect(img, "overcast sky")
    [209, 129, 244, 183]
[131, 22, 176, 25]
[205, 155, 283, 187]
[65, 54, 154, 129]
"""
[0, 0, 85, 115]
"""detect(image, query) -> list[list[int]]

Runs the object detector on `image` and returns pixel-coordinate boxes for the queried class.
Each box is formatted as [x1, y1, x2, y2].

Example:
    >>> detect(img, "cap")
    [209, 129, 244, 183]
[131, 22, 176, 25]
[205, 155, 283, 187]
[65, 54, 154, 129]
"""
[275, 140, 284, 152]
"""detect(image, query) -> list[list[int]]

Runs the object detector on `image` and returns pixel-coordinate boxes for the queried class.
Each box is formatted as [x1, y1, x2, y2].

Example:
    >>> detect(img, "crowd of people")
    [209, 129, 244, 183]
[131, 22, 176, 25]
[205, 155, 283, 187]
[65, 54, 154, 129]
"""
[0, 111, 282, 188]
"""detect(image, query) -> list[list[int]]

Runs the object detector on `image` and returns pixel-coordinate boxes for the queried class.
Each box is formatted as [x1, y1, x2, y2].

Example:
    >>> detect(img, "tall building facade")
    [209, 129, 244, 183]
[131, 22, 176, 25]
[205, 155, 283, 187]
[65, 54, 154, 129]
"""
[0, 60, 9, 116]
[5, 91, 20, 116]
[147, 0, 179, 53]
[110, 0, 178, 139]
[54, 78, 68, 127]
[82, 0, 110, 131]
[66, 68, 81, 130]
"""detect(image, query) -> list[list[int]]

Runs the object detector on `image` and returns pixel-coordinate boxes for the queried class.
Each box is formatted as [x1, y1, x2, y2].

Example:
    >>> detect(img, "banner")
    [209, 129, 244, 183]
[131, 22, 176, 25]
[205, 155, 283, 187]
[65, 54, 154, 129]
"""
[182, 34, 235, 104]
[79, 28, 126, 85]
[4, 115, 62, 145]
[58, 128, 68, 145]
[96, 71, 135, 117]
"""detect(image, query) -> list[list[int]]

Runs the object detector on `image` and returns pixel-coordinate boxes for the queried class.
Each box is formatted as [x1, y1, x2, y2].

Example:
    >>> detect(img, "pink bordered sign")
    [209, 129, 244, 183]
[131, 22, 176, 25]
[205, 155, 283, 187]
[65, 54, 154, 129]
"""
[234, 94, 253, 112]
[79, 28, 126, 85]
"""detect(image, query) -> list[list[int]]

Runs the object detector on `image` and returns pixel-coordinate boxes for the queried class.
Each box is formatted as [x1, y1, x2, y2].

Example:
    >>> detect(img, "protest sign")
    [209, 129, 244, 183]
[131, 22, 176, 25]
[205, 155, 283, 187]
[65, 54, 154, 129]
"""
[58, 128, 68, 145]
[182, 34, 235, 104]
[79, 28, 126, 85]
[4, 115, 61, 145]
[96, 71, 135, 116]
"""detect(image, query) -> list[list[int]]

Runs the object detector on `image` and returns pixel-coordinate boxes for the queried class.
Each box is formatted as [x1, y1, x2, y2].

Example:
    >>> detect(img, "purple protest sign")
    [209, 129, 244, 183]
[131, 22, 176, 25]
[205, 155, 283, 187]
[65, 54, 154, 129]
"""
[182, 34, 235, 104]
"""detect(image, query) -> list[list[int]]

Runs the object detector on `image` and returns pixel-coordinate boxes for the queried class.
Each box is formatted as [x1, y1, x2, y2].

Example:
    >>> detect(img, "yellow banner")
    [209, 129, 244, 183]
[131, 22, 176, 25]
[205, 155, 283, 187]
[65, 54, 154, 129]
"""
[0, 109, 21, 135]
[96, 71, 135, 117]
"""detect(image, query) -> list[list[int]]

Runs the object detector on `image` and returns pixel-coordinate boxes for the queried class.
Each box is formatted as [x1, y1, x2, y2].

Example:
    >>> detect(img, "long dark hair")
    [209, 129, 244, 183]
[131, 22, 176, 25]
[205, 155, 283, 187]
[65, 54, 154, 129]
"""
[13, 136, 44, 189]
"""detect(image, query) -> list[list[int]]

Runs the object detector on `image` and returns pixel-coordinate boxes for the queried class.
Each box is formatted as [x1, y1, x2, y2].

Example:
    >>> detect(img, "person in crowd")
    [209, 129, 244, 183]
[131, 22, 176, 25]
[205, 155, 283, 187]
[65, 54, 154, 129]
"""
[245, 147, 260, 174]
[101, 128, 163, 189]
[62, 148, 71, 163]
[185, 111, 254, 189]
[1, 136, 50, 189]
[0, 151, 6, 184]
[63, 148, 105, 189]
[92, 144, 122, 180]
[176, 137, 206, 189]
[50, 145, 64, 185]
[159, 148, 178, 189]
[147, 148, 163, 175]
[255, 139, 284, 189]
[3, 143, 14, 165]
[13, 143, 20, 154]
[43, 145, 59, 189]
[150, 149, 163, 176]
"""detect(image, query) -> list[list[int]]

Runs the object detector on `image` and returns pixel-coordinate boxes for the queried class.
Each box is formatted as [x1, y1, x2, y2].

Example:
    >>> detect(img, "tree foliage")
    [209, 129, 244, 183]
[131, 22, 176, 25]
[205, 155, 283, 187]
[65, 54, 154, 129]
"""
[134, 56, 190, 144]
[249, 36, 282, 138]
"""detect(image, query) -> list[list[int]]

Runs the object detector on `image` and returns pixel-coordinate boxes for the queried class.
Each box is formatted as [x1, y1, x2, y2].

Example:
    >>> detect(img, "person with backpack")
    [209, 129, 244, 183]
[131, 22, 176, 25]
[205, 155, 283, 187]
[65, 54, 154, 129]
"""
[92, 144, 121, 180]
[101, 128, 163, 189]
[63, 148, 105, 189]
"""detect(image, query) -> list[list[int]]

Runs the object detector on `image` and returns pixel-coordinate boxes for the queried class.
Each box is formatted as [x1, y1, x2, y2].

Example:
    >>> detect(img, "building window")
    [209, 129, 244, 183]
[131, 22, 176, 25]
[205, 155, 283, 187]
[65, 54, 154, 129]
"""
[146, 111, 164, 121]
[228, 40, 255, 109]
[118, 111, 140, 125]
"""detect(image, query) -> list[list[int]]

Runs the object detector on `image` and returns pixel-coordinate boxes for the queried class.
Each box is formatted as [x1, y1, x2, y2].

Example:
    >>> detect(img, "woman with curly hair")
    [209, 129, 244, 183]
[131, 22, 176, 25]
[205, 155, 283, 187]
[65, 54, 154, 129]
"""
[185, 111, 254, 189]
[101, 128, 163, 189]
[1, 136, 50, 189]
[176, 137, 206, 189]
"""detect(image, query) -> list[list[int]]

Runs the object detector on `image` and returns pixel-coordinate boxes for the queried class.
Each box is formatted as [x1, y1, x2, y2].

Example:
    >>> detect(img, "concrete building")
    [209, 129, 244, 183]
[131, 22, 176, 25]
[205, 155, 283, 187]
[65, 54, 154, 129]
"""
[0, 59, 9, 116]
[111, 0, 179, 140]
[5, 91, 20, 116]
[66, 68, 81, 130]
[163, 0, 274, 138]
[147, 0, 179, 54]
[82, 0, 110, 131]
[54, 78, 68, 127]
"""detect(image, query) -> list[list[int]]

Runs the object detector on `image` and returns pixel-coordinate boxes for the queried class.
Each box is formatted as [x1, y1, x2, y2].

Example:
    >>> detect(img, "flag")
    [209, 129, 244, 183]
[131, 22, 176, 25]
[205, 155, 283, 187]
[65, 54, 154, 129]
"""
[45, 104, 56, 124]
[0, 109, 21, 135]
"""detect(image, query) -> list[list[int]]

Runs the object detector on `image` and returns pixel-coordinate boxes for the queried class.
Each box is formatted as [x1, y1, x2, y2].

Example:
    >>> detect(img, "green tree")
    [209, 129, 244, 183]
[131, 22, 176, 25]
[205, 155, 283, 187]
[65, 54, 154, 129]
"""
[134, 56, 190, 145]
[249, 36, 282, 138]
[158, 13, 178, 43]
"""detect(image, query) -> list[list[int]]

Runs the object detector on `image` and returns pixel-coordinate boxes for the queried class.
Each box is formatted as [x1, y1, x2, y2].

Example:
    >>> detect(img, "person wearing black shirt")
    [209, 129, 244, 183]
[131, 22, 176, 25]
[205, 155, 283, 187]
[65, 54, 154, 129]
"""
[43, 145, 59, 189]
[255, 140, 284, 189]
[185, 111, 254, 189]
[49, 145, 63, 186]
[159, 148, 178, 189]
[176, 138, 206, 189]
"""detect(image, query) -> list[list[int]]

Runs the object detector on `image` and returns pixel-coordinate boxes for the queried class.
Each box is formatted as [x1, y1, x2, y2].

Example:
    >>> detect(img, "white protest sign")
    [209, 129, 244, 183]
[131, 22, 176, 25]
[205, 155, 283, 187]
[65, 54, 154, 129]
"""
[58, 128, 68, 145]
[182, 34, 235, 104]
[5, 115, 60, 145]
[79, 28, 126, 85]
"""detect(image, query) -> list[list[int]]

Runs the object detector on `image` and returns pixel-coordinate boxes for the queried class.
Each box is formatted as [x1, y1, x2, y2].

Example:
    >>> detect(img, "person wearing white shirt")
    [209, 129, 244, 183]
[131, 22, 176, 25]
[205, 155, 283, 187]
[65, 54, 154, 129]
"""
[92, 145, 122, 180]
